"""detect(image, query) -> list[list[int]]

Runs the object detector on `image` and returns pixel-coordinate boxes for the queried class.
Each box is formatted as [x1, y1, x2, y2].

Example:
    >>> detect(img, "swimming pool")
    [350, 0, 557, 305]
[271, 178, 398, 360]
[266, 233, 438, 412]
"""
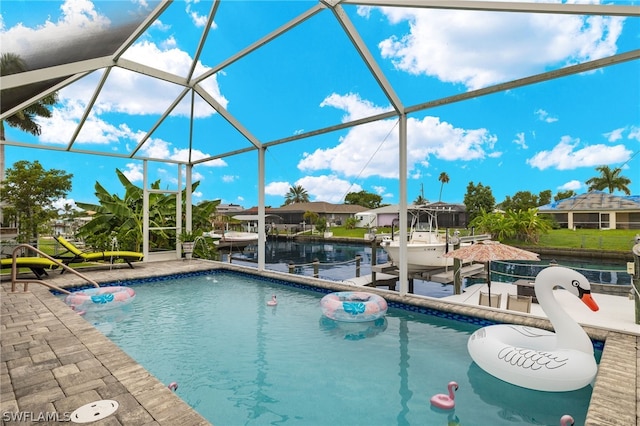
[73, 271, 598, 425]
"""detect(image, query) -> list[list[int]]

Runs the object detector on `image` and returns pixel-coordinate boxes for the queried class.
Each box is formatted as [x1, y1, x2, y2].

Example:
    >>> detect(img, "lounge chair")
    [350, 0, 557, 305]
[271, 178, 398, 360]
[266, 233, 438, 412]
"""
[506, 294, 533, 313]
[1, 257, 60, 279]
[54, 236, 143, 270]
[478, 291, 502, 308]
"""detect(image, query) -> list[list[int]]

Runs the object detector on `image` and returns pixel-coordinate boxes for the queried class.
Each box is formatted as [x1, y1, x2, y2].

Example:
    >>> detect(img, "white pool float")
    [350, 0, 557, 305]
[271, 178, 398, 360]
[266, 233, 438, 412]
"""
[467, 266, 599, 392]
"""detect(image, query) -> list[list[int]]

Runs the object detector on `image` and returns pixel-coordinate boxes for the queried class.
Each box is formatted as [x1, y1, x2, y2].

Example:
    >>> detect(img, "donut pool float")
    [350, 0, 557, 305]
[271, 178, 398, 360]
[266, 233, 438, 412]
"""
[65, 286, 135, 312]
[320, 291, 388, 322]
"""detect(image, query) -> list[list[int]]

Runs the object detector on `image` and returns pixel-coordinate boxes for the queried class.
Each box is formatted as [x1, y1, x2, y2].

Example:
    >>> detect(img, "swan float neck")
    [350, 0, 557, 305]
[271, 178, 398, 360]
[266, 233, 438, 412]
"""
[535, 266, 599, 355]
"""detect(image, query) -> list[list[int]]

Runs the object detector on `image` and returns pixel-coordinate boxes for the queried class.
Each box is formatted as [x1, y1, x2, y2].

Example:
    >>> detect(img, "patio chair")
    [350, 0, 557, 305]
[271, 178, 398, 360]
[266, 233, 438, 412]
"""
[54, 236, 143, 271]
[478, 291, 502, 308]
[506, 294, 533, 313]
[1, 257, 60, 279]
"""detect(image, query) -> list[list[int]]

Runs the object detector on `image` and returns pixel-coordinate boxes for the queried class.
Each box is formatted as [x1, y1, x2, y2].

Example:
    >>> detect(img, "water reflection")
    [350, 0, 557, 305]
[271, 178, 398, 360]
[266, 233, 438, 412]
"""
[467, 363, 590, 425]
[318, 316, 388, 341]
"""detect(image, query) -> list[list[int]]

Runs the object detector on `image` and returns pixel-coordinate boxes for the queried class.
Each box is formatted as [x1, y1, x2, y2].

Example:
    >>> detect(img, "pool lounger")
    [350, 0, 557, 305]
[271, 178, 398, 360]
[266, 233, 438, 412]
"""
[1, 257, 60, 279]
[54, 236, 144, 271]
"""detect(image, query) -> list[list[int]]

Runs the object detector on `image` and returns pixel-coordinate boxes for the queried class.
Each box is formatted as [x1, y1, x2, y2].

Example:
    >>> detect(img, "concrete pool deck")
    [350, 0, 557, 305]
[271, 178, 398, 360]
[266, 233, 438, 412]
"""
[1, 259, 637, 425]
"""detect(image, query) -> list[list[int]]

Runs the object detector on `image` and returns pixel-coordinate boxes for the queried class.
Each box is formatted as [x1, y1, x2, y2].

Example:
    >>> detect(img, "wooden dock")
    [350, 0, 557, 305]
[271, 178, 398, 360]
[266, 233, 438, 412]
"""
[345, 272, 398, 287]
[366, 262, 486, 285]
[428, 264, 485, 283]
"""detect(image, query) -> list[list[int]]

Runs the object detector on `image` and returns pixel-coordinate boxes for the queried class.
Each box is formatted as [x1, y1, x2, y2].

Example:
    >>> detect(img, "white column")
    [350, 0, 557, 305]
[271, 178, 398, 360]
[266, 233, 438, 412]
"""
[186, 163, 192, 232]
[143, 160, 149, 261]
[398, 113, 408, 295]
[258, 148, 266, 271]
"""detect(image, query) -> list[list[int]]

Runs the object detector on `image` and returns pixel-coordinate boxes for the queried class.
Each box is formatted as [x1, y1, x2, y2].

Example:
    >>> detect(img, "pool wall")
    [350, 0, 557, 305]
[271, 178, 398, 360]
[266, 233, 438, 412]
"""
[3, 259, 636, 425]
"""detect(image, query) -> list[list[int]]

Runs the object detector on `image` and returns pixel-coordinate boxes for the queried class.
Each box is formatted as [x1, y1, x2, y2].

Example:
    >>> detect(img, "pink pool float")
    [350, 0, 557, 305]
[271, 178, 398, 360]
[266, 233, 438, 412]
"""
[430, 381, 458, 410]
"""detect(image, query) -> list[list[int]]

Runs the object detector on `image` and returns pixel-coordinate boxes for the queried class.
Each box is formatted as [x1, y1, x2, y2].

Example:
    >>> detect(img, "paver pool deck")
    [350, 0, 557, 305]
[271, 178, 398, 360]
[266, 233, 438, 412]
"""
[1, 259, 637, 425]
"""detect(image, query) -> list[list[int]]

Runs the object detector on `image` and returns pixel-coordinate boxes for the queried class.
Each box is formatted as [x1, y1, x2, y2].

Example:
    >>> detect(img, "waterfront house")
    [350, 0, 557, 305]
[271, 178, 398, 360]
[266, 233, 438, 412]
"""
[538, 191, 640, 230]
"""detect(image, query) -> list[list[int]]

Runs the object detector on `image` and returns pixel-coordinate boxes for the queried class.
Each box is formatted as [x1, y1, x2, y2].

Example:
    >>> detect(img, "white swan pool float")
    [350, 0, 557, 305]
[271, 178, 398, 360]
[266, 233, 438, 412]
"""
[467, 266, 599, 392]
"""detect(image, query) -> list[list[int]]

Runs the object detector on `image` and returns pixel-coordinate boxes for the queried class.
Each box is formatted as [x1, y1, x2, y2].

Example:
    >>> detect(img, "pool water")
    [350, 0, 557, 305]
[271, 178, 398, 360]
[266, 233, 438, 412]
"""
[79, 272, 596, 425]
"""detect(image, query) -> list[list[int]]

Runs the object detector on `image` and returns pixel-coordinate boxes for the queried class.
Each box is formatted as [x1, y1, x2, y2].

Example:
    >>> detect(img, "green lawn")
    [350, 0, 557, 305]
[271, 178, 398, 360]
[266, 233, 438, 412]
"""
[521, 229, 638, 252]
[329, 227, 638, 253]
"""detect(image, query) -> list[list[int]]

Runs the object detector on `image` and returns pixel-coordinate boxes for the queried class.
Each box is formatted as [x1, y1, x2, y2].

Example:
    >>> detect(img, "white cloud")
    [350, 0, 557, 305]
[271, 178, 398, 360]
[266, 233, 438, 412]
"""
[320, 92, 392, 122]
[185, 0, 217, 29]
[52, 197, 79, 212]
[265, 181, 291, 196]
[526, 136, 632, 170]
[375, 6, 623, 90]
[372, 186, 386, 195]
[0, 0, 111, 60]
[151, 19, 170, 32]
[534, 109, 558, 123]
[123, 163, 144, 182]
[559, 180, 582, 191]
[299, 94, 497, 178]
[513, 132, 528, 149]
[629, 126, 640, 141]
[604, 127, 625, 142]
[295, 175, 362, 204]
[222, 175, 237, 183]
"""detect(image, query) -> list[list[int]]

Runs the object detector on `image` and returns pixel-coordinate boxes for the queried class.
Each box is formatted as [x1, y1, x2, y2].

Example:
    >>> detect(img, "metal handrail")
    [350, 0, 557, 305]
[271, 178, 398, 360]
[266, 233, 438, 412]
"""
[9, 244, 100, 293]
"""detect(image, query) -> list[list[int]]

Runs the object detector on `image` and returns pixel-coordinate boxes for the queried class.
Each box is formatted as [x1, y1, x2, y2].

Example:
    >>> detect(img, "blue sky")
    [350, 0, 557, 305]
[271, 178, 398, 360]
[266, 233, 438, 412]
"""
[1, 0, 638, 212]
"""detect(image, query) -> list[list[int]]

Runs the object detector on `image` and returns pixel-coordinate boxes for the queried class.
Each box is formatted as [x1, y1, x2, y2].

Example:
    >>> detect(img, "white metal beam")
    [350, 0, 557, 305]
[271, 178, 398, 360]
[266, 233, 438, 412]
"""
[188, 0, 220, 83]
[326, 3, 404, 113]
[194, 84, 263, 150]
[112, 0, 174, 61]
[130, 87, 191, 157]
[342, 0, 640, 17]
[407, 49, 640, 115]
[194, 4, 325, 85]
[0, 72, 90, 121]
[116, 58, 188, 87]
[1, 57, 114, 90]
[67, 68, 112, 151]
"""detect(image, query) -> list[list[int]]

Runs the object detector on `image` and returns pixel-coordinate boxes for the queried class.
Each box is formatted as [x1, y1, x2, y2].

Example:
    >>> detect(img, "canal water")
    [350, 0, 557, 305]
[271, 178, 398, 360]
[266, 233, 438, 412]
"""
[226, 239, 631, 297]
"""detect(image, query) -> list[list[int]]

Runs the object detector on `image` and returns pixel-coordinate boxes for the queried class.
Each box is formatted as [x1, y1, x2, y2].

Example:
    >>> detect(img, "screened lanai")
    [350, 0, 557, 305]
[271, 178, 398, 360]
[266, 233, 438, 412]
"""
[1, 0, 639, 294]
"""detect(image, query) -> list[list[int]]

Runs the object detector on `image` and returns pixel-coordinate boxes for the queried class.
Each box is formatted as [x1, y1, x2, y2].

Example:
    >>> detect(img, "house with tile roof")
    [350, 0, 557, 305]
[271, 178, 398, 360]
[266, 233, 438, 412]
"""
[538, 191, 640, 230]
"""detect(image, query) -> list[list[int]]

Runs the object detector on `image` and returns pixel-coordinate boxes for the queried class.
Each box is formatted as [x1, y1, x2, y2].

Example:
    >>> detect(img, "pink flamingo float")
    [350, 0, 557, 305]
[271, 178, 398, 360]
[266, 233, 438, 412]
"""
[267, 295, 277, 306]
[560, 415, 574, 426]
[430, 381, 458, 410]
[167, 382, 178, 392]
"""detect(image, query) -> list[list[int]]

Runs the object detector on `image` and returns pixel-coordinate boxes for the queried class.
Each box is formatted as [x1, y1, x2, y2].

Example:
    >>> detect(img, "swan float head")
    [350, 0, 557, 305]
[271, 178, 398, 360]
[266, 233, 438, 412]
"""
[468, 266, 600, 392]
[535, 266, 598, 312]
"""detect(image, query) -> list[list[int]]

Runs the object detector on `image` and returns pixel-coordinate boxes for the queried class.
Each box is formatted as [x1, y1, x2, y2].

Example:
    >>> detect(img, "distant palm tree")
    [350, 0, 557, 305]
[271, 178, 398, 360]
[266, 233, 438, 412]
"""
[413, 195, 427, 205]
[438, 172, 450, 202]
[0, 53, 58, 183]
[283, 185, 310, 206]
[585, 165, 631, 195]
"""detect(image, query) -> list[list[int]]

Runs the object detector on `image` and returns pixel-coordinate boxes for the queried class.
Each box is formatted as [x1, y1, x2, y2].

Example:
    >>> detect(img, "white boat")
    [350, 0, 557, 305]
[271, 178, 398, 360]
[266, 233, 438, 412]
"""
[380, 207, 463, 272]
[210, 231, 259, 248]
